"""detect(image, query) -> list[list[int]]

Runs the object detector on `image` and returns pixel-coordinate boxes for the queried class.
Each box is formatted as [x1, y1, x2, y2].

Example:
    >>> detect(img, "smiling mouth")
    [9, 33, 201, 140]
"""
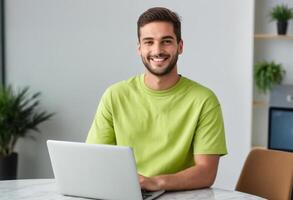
[149, 55, 169, 63]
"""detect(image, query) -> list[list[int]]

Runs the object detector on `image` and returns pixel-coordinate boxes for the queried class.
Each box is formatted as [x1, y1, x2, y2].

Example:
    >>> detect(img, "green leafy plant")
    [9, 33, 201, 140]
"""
[0, 85, 53, 156]
[254, 61, 286, 94]
[270, 4, 293, 22]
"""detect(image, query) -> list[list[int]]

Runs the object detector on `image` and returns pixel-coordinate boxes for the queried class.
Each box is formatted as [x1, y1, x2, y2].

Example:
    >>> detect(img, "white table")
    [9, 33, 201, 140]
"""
[0, 179, 265, 200]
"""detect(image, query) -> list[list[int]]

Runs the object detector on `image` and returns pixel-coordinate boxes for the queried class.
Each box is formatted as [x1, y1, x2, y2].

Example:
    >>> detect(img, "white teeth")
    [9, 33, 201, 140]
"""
[152, 58, 165, 62]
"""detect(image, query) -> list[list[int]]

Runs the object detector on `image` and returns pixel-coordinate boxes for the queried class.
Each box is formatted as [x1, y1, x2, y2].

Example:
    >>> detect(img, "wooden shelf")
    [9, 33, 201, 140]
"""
[253, 100, 268, 108]
[254, 34, 293, 39]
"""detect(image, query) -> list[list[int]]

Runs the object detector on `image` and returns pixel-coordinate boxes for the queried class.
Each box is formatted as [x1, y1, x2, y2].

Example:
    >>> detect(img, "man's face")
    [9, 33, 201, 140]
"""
[137, 21, 183, 76]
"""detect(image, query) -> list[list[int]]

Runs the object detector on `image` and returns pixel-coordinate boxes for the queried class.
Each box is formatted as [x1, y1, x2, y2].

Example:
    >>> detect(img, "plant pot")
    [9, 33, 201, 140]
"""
[0, 152, 18, 180]
[277, 21, 288, 35]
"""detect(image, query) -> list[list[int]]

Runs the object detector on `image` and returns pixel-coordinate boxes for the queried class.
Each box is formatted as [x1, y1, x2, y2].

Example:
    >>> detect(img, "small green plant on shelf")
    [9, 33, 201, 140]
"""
[270, 4, 293, 22]
[270, 4, 293, 35]
[254, 61, 286, 94]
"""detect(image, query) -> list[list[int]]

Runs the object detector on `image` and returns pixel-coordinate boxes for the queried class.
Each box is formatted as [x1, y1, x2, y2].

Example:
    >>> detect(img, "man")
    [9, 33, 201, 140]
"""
[86, 7, 227, 191]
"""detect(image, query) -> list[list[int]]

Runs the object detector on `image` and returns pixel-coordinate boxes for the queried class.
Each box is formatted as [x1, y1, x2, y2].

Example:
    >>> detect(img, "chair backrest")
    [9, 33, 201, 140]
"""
[235, 148, 293, 200]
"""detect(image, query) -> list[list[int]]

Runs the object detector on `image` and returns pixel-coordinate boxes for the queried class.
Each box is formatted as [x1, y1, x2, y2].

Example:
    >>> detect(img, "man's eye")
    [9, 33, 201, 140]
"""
[144, 41, 153, 45]
[163, 40, 172, 44]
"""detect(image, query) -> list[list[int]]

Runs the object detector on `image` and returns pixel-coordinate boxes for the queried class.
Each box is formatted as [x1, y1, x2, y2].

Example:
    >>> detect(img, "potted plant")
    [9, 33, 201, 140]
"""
[0, 85, 53, 180]
[254, 60, 286, 94]
[270, 4, 293, 35]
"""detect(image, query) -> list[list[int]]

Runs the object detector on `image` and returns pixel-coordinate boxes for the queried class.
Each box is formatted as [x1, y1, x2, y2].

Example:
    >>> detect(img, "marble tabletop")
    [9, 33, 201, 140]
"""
[0, 179, 265, 200]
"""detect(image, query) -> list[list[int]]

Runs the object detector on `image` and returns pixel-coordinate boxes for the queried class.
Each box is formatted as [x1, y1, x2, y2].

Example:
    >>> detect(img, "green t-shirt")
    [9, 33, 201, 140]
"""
[86, 74, 227, 177]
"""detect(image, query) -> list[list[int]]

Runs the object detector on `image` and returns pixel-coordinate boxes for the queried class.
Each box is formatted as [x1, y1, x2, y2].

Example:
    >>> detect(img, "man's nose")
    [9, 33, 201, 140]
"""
[152, 43, 163, 55]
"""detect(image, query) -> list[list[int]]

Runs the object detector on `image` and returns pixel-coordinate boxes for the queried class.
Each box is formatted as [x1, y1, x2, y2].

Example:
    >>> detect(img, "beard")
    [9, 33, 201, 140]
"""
[141, 52, 179, 76]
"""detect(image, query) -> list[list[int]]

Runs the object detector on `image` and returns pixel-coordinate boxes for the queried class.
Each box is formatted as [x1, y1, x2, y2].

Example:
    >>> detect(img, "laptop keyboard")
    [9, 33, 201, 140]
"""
[141, 190, 153, 199]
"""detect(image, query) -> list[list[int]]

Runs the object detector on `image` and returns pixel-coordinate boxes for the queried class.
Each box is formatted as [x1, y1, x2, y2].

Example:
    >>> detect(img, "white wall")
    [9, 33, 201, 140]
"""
[253, 0, 293, 147]
[5, 0, 254, 190]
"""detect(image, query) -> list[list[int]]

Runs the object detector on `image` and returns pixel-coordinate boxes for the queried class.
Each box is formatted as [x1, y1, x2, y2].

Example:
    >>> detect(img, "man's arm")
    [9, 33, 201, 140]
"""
[139, 154, 220, 191]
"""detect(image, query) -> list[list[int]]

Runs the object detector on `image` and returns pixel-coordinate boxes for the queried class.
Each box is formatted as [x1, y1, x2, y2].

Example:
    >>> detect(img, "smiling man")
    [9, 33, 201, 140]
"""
[86, 7, 227, 191]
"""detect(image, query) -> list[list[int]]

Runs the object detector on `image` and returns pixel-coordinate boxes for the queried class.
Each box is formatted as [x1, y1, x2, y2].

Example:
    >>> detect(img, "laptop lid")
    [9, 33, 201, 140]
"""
[47, 140, 143, 200]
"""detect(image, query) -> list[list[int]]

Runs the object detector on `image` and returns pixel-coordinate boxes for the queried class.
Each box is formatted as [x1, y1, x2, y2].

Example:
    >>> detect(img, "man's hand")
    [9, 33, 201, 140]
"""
[139, 175, 164, 191]
[138, 155, 220, 191]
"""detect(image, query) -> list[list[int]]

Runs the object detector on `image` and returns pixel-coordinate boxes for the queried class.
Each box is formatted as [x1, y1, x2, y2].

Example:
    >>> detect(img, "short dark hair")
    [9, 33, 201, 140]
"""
[137, 7, 181, 43]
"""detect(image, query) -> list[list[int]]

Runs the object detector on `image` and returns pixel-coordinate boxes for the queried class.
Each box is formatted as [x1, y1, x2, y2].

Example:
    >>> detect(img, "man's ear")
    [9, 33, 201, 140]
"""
[137, 42, 141, 55]
[178, 39, 183, 55]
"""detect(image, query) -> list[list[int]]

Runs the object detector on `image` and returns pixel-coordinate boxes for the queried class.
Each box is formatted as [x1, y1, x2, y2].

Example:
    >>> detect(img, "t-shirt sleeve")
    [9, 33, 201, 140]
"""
[193, 94, 227, 155]
[86, 89, 116, 145]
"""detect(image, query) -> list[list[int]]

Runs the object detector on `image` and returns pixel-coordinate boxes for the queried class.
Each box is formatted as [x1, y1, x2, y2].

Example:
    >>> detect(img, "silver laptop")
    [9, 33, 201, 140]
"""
[47, 140, 164, 200]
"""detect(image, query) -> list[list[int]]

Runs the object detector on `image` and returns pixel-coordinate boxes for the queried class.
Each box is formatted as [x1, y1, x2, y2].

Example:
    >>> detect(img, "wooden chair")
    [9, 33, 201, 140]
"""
[235, 148, 293, 200]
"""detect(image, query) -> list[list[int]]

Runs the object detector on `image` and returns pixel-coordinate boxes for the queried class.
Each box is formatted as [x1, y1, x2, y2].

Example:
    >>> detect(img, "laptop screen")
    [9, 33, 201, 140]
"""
[268, 107, 293, 152]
